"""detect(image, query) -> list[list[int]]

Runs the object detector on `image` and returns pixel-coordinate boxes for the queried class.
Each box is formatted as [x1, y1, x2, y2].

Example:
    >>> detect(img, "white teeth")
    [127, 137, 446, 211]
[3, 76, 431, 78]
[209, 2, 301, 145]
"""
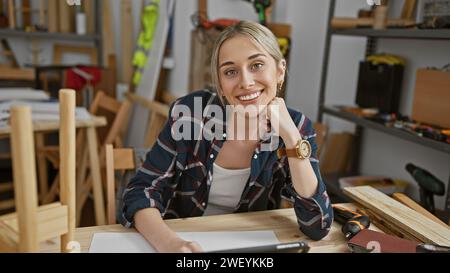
[238, 91, 261, 101]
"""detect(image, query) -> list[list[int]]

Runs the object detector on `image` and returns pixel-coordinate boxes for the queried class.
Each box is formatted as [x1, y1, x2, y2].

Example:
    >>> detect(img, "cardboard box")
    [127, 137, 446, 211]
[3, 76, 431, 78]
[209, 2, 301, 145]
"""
[412, 69, 450, 128]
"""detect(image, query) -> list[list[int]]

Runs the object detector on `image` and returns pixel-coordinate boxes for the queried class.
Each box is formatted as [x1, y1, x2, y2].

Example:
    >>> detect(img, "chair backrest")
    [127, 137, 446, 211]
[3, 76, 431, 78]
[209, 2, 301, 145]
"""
[90, 90, 131, 148]
[8, 89, 76, 252]
[105, 144, 136, 225]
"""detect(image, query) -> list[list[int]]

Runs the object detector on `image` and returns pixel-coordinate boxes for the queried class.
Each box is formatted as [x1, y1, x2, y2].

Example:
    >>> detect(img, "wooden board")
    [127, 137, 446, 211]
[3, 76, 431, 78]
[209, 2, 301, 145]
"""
[47, 0, 59, 32]
[126, 0, 174, 147]
[39, 0, 46, 27]
[8, 0, 15, 29]
[22, 0, 31, 27]
[102, 0, 115, 66]
[343, 186, 450, 246]
[84, 0, 96, 34]
[58, 0, 72, 33]
[392, 192, 448, 227]
[401, 0, 417, 20]
[120, 0, 133, 83]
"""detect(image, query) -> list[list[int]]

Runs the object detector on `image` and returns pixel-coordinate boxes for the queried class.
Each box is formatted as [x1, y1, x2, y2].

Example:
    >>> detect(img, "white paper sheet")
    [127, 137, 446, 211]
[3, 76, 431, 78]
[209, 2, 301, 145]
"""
[88, 231, 279, 253]
[0, 100, 92, 128]
[0, 88, 49, 101]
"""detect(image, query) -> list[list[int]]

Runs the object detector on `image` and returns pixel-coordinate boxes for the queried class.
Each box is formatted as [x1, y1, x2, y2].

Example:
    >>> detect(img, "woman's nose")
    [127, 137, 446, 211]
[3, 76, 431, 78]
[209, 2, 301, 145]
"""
[239, 70, 255, 89]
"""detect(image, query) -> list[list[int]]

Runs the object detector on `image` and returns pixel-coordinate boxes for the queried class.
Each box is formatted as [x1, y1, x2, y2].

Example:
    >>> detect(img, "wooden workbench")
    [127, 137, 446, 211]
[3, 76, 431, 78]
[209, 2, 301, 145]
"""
[39, 205, 382, 253]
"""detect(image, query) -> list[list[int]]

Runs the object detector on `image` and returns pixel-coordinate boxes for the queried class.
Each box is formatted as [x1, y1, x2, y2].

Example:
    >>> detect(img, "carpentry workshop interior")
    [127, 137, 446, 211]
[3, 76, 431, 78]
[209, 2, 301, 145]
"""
[0, 0, 449, 255]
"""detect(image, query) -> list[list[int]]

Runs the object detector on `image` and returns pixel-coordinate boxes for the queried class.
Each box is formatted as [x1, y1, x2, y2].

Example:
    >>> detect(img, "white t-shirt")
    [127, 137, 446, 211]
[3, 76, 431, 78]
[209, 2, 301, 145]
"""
[203, 163, 251, 216]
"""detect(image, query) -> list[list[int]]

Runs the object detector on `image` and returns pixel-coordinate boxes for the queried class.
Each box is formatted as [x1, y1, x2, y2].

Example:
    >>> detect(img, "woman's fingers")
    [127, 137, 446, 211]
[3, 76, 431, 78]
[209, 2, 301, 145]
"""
[186, 241, 204, 253]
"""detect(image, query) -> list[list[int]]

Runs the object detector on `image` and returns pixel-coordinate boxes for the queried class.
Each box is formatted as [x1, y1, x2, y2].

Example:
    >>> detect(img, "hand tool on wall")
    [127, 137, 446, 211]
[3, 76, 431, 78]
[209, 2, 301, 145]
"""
[405, 163, 445, 214]
[332, 205, 371, 239]
[243, 0, 272, 25]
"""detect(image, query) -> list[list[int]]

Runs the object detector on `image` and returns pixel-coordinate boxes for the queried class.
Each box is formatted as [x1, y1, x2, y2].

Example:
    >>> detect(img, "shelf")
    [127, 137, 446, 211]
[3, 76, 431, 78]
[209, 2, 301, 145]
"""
[0, 29, 100, 42]
[332, 28, 450, 40]
[322, 105, 450, 154]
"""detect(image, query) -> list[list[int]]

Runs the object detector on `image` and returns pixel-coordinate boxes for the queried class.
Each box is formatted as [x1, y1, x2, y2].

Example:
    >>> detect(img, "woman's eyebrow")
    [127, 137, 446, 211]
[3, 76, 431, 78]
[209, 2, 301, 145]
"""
[219, 53, 267, 68]
[248, 53, 266, 60]
[219, 61, 234, 68]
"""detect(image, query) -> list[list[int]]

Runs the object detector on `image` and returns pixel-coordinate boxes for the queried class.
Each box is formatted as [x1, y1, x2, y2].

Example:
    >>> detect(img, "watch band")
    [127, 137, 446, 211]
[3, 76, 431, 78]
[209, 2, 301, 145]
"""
[277, 139, 311, 159]
[277, 147, 300, 158]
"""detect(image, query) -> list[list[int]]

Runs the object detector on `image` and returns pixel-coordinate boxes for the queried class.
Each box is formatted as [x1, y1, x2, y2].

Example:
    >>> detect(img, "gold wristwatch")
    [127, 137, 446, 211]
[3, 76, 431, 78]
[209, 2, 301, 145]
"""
[277, 139, 312, 159]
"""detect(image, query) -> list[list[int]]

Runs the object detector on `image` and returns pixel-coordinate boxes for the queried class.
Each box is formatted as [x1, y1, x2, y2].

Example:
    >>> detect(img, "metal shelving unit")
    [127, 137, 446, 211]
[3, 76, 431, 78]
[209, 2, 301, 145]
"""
[0, 29, 100, 42]
[332, 28, 450, 40]
[323, 106, 450, 154]
[317, 0, 450, 213]
[0, 0, 103, 65]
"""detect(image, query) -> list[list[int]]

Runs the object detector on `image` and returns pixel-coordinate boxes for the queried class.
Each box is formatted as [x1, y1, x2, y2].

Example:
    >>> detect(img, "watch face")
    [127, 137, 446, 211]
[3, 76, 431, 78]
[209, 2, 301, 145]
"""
[300, 141, 312, 158]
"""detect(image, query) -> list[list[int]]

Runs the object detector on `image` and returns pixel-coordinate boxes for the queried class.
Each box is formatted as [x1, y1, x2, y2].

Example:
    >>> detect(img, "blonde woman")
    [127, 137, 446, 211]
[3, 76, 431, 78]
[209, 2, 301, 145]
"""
[122, 21, 333, 253]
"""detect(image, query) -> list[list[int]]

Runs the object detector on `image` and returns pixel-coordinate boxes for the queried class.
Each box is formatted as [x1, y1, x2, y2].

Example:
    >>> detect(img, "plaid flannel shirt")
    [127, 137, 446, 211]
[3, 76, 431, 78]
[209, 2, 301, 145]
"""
[122, 90, 333, 240]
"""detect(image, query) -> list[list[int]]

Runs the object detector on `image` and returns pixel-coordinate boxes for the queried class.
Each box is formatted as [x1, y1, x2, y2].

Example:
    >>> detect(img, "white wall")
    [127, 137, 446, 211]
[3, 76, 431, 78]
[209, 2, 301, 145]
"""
[116, 0, 449, 209]
[162, 0, 450, 209]
[3, 0, 449, 209]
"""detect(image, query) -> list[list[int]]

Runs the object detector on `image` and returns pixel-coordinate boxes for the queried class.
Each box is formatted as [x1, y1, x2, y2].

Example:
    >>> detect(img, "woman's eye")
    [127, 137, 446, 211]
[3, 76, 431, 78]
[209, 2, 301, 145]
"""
[252, 63, 264, 70]
[224, 70, 237, 77]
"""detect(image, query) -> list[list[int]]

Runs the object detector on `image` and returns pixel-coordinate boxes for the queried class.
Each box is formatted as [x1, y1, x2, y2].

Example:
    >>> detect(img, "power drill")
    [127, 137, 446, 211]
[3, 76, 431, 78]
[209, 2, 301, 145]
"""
[244, 0, 272, 25]
[405, 163, 445, 214]
[332, 205, 371, 239]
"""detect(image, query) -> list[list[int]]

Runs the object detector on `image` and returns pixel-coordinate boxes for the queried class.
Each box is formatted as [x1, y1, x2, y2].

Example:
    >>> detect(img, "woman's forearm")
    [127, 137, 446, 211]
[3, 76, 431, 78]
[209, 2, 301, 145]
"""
[134, 208, 181, 252]
[284, 133, 318, 198]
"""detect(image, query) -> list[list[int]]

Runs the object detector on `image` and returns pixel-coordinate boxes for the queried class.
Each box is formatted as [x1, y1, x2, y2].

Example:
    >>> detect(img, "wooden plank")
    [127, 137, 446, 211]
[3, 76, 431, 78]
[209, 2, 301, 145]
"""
[0, 203, 68, 242]
[59, 0, 72, 33]
[10, 106, 39, 252]
[359, 207, 422, 241]
[320, 132, 354, 174]
[0, 199, 15, 210]
[0, 67, 34, 80]
[8, 0, 16, 29]
[86, 126, 106, 226]
[343, 186, 450, 246]
[96, 93, 122, 113]
[102, 0, 115, 66]
[144, 113, 166, 148]
[120, 0, 133, 83]
[35, 133, 48, 201]
[331, 17, 415, 29]
[105, 144, 116, 225]
[401, 0, 417, 20]
[39, 0, 46, 27]
[0, 182, 13, 192]
[59, 90, 76, 253]
[84, 0, 96, 34]
[22, 0, 31, 27]
[198, 0, 207, 16]
[47, 0, 59, 32]
[125, 92, 170, 117]
[113, 149, 135, 170]
[392, 192, 448, 227]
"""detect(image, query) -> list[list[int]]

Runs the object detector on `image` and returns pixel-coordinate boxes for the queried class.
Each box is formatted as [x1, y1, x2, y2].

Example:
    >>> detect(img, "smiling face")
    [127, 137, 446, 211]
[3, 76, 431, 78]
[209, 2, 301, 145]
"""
[217, 34, 286, 111]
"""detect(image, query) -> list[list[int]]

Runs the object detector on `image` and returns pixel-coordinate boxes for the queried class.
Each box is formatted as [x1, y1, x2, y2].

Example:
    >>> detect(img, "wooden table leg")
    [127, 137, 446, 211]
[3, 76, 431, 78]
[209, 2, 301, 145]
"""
[76, 137, 89, 226]
[35, 133, 48, 202]
[86, 126, 106, 225]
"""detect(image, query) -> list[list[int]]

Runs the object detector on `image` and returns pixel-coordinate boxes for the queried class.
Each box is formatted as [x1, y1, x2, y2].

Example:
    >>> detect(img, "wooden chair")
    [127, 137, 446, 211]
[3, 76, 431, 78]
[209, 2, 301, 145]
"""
[39, 91, 131, 215]
[105, 145, 149, 225]
[105, 144, 137, 225]
[0, 89, 76, 252]
[125, 92, 170, 148]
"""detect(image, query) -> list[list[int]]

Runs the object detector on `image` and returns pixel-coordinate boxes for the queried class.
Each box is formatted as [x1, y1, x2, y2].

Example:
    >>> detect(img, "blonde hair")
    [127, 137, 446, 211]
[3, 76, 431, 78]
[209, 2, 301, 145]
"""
[210, 20, 285, 104]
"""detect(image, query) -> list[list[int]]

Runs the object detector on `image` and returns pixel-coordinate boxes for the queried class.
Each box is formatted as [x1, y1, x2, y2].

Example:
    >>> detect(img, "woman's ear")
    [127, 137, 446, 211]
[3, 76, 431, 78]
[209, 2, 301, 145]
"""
[277, 59, 286, 81]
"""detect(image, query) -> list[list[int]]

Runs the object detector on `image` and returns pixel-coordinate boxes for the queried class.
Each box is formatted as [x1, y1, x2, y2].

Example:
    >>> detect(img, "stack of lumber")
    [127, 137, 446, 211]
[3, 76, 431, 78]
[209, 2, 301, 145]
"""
[343, 186, 450, 246]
